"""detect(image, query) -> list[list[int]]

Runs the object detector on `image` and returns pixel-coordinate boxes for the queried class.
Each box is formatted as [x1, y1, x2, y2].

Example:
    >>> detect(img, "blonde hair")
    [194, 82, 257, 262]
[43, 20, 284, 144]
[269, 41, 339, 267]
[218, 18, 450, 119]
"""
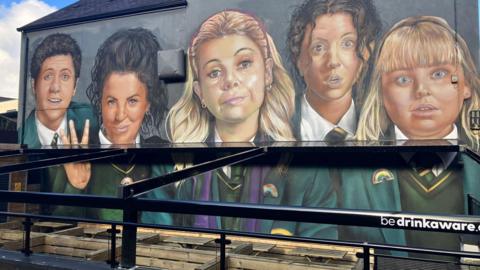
[356, 16, 480, 149]
[167, 10, 295, 142]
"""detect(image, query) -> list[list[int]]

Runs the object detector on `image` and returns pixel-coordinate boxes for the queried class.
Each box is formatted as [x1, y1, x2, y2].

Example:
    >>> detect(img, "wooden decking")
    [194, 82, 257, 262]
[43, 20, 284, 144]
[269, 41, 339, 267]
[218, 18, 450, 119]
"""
[0, 220, 364, 270]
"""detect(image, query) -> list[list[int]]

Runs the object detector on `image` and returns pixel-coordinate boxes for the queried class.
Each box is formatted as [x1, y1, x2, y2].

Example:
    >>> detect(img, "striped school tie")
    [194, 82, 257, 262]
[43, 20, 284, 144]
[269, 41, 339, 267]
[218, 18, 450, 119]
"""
[324, 127, 348, 143]
[51, 133, 59, 146]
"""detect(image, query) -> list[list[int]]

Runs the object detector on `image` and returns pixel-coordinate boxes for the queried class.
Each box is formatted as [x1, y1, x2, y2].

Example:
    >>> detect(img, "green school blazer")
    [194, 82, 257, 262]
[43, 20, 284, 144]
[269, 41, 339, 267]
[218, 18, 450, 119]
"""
[139, 163, 175, 225]
[338, 152, 480, 247]
[20, 102, 99, 218]
[175, 159, 337, 238]
[84, 135, 173, 225]
[175, 164, 287, 233]
[19, 102, 98, 149]
[271, 166, 337, 239]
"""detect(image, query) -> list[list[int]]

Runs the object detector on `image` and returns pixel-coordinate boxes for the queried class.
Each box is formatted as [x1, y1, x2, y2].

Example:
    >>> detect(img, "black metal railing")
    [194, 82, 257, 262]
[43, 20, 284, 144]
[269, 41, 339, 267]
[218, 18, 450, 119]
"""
[1, 208, 480, 269]
[1, 191, 480, 269]
[0, 141, 479, 270]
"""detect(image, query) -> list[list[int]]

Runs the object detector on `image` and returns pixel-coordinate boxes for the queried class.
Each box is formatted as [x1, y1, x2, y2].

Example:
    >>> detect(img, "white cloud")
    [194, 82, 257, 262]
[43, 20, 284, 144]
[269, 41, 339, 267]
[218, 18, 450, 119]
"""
[0, 0, 56, 98]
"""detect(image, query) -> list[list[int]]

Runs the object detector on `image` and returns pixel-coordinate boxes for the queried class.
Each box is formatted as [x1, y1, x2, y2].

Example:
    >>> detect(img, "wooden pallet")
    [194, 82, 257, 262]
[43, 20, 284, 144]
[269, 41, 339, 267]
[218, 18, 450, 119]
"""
[0, 223, 362, 269]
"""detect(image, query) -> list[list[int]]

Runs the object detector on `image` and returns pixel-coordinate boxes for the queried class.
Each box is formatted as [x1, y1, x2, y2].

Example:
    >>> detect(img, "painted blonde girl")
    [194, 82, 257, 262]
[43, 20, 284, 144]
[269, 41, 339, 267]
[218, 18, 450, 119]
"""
[167, 10, 295, 143]
[357, 16, 480, 149]
[168, 10, 308, 234]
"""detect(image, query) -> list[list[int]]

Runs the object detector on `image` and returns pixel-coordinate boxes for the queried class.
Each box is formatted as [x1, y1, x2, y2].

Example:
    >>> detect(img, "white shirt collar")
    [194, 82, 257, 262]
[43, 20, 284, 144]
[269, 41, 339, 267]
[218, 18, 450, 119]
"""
[98, 129, 140, 145]
[394, 125, 458, 141]
[396, 125, 458, 175]
[300, 94, 356, 141]
[214, 127, 254, 177]
[35, 114, 67, 146]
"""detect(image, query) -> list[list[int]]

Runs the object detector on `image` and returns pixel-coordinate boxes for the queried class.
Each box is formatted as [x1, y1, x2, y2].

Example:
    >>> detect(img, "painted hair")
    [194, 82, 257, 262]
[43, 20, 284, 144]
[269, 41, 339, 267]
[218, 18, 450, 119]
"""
[356, 16, 480, 149]
[31, 33, 82, 83]
[167, 10, 295, 142]
[86, 28, 168, 138]
[287, 0, 381, 103]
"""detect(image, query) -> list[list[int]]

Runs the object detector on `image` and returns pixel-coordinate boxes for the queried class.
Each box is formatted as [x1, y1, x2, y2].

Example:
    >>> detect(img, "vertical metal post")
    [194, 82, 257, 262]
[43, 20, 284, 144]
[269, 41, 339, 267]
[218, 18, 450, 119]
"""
[215, 233, 231, 270]
[107, 224, 120, 268]
[121, 198, 138, 268]
[220, 234, 227, 270]
[363, 245, 370, 270]
[22, 217, 32, 256]
[467, 194, 474, 215]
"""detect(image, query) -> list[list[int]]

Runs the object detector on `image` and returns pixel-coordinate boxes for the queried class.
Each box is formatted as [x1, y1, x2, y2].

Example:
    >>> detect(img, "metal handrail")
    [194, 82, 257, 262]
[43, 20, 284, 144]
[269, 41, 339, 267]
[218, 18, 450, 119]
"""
[1, 142, 480, 269]
[1, 210, 480, 258]
[0, 210, 479, 269]
[0, 191, 479, 235]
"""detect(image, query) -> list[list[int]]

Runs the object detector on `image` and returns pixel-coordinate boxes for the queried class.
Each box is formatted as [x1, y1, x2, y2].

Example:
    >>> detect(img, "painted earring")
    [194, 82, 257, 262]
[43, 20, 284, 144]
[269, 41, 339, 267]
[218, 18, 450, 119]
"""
[201, 100, 207, 108]
[266, 84, 272, 91]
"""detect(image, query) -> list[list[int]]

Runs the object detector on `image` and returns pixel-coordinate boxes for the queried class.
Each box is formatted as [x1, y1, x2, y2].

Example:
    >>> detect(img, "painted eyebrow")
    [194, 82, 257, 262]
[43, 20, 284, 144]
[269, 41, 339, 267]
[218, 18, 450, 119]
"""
[203, 59, 221, 70]
[341, 32, 357, 38]
[60, 68, 73, 73]
[105, 94, 140, 100]
[127, 94, 140, 99]
[41, 68, 73, 75]
[202, 47, 256, 69]
[310, 32, 356, 43]
[41, 68, 54, 73]
[234, 47, 255, 56]
[310, 36, 327, 43]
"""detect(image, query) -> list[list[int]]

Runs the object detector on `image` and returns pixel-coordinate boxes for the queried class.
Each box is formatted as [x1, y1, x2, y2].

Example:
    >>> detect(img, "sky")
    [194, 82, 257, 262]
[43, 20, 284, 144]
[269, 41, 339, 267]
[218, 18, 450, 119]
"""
[0, 0, 74, 8]
[0, 0, 76, 98]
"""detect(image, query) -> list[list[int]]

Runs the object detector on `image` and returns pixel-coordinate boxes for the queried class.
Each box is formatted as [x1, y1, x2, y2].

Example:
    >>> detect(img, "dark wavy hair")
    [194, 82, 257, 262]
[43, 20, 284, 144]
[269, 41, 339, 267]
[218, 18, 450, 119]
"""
[30, 33, 81, 83]
[287, 0, 381, 101]
[86, 28, 168, 137]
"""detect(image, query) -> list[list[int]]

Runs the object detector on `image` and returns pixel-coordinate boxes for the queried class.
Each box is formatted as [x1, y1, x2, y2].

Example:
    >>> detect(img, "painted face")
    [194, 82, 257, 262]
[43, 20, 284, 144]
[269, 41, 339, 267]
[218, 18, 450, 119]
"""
[297, 12, 361, 103]
[194, 34, 272, 128]
[101, 72, 150, 144]
[34, 55, 76, 130]
[382, 64, 471, 139]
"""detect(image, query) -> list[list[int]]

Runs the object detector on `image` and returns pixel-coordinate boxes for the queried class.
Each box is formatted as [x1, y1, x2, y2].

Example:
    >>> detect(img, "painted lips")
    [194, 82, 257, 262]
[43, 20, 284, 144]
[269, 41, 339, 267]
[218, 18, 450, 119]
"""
[325, 74, 343, 88]
[48, 97, 62, 104]
[412, 104, 438, 117]
[114, 125, 129, 133]
[222, 96, 245, 105]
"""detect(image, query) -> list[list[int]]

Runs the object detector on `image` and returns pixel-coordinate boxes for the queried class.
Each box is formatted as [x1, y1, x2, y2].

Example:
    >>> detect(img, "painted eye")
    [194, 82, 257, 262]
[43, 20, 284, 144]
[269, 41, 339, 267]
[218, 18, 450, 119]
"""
[43, 73, 53, 81]
[106, 99, 116, 106]
[239, 60, 252, 70]
[432, 69, 448, 80]
[207, 69, 221, 79]
[312, 43, 326, 54]
[61, 73, 70, 81]
[341, 39, 355, 49]
[128, 98, 138, 105]
[395, 76, 413, 85]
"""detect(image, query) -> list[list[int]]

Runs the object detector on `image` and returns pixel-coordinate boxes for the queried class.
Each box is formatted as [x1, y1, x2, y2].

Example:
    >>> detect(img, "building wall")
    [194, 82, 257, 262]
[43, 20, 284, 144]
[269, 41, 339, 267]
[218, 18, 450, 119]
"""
[14, 0, 480, 251]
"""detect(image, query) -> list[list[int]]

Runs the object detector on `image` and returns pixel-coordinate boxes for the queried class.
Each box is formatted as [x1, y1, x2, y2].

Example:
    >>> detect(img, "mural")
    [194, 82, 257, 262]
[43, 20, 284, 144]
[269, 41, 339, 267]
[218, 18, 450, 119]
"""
[166, 10, 297, 233]
[340, 15, 480, 254]
[17, 0, 480, 254]
[168, 10, 294, 143]
[20, 33, 97, 148]
[288, 0, 381, 141]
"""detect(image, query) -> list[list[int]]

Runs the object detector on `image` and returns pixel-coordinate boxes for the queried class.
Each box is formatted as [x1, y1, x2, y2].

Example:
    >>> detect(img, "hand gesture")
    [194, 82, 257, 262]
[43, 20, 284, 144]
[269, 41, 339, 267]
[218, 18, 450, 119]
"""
[59, 119, 91, 190]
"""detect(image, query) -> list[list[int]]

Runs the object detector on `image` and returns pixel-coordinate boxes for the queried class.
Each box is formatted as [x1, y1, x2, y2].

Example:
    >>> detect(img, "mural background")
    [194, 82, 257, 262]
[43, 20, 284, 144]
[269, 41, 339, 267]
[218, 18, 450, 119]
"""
[19, 0, 479, 141]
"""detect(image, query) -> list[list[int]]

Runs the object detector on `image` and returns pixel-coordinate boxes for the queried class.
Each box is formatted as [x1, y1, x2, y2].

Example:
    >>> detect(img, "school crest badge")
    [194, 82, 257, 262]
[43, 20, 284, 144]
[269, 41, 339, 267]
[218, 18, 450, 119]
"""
[263, 184, 279, 198]
[372, 169, 395, 185]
